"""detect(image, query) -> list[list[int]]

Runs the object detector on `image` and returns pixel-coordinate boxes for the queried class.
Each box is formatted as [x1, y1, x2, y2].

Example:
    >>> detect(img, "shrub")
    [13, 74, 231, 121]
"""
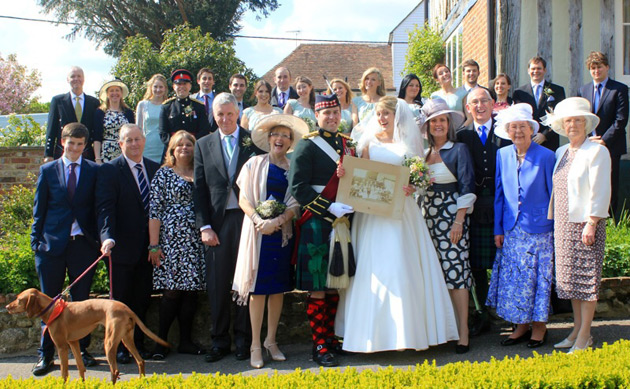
[0, 114, 46, 147]
[1, 339, 630, 387]
[603, 211, 630, 277]
[404, 23, 445, 97]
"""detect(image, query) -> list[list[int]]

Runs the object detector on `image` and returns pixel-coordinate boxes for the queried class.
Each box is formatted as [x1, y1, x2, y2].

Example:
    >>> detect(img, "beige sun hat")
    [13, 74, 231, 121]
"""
[99, 79, 130, 102]
[252, 114, 310, 152]
[420, 98, 465, 134]
[540, 97, 600, 137]
[494, 103, 540, 140]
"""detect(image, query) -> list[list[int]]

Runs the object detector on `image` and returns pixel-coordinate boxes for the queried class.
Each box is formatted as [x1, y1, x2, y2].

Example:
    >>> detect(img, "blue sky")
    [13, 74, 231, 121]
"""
[1, 0, 417, 102]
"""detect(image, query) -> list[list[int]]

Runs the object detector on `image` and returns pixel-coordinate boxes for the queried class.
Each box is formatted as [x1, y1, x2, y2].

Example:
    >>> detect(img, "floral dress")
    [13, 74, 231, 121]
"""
[100, 110, 130, 162]
[149, 166, 205, 291]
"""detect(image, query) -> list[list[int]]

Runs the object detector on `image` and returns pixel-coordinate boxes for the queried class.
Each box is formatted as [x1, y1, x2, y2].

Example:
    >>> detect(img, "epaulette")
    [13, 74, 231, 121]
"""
[338, 133, 353, 140]
[302, 131, 319, 139]
[190, 97, 204, 104]
[162, 97, 175, 104]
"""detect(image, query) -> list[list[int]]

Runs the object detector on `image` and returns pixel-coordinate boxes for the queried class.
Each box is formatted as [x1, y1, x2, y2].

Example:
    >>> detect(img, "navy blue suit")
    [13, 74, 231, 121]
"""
[578, 78, 629, 214]
[45, 93, 100, 160]
[96, 155, 159, 348]
[31, 157, 100, 359]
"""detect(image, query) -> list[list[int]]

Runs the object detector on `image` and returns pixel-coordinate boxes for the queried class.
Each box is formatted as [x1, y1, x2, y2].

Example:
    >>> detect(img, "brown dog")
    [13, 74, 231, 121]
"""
[5, 288, 170, 383]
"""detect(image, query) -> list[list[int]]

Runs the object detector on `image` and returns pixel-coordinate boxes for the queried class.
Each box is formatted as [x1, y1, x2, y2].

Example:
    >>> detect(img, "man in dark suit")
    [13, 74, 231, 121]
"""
[44, 67, 100, 162]
[578, 51, 629, 216]
[457, 87, 511, 337]
[513, 56, 566, 151]
[192, 68, 218, 131]
[270, 67, 299, 109]
[31, 123, 100, 376]
[229, 74, 249, 120]
[193, 93, 261, 363]
[96, 123, 160, 363]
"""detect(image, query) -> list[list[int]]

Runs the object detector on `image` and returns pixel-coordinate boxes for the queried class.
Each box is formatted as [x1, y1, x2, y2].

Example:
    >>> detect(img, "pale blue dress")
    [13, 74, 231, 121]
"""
[287, 99, 316, 130]
[137, 100, 164, 163]
[339, 106, 353, 134]
[430, 89, 468, 112]
[352, 96, 376, 125]
[242, 106, 282, 131]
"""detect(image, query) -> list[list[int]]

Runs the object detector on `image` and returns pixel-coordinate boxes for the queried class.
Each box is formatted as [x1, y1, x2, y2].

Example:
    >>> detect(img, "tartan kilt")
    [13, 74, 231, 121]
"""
[296, 216, 332, 291]
[469, 220, 496, 269]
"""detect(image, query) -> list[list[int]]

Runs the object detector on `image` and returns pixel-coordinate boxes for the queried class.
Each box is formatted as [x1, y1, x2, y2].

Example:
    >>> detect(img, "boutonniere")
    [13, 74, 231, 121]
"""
[184, 105, 194, 118]
[543, 87, 554, 97]
[242, 135, 253, 148]
[344, 138, 357, 155]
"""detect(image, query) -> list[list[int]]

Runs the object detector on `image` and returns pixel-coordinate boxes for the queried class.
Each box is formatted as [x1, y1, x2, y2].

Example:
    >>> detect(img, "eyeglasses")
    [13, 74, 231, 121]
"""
[269, 132, 291, 140]
[468, 98, 492, 106]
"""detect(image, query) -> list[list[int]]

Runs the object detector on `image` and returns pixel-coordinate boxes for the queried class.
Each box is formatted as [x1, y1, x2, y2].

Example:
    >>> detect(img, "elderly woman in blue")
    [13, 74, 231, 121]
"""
[486, 104, 555, 348]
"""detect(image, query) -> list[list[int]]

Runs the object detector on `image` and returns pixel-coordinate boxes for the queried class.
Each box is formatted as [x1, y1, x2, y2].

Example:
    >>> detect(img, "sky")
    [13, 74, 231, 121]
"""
[0, 0, 418, 103]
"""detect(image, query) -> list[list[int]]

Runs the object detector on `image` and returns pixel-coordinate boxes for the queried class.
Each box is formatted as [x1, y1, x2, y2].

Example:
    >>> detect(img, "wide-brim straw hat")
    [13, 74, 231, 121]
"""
[494, 103, 540, 140]
[252, 114, 310, 152]
[420, 98, 465, 134]
[541, 97, 600, 137]
[99, 79, 129, 102]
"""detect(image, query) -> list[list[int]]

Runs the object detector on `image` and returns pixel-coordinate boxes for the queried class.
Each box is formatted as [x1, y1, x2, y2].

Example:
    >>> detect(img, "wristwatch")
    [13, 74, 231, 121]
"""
[148, 244, 161, 252]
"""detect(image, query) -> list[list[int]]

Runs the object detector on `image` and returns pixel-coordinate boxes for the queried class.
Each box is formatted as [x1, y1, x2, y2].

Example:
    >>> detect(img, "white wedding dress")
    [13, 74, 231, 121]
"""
[336, 140, 459, 352]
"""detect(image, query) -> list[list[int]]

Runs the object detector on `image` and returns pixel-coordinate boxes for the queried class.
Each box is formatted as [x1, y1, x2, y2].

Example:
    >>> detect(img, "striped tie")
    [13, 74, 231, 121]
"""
[135, 164, 150, 213]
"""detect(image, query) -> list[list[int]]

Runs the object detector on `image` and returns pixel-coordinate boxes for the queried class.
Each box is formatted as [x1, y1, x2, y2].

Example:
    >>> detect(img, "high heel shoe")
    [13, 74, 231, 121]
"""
[250, 347, 264, 369]
[527, 331, 547, 348]
[567, 336, 593, 354]
[263, 340, 286, 361]
[554, 337, 576, 349]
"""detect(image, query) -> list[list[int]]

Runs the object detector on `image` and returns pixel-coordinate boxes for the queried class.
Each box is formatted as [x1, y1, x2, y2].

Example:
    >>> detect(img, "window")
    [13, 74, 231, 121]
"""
[445, 25, 463, 87]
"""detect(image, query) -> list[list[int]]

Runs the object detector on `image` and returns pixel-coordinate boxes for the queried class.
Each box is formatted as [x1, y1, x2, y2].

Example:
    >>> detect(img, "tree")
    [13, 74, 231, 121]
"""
[37, 0, 279, 57]
[403, 24, 445, 96]
[112, 24, 257, 108]
[0, 54, 42, 115]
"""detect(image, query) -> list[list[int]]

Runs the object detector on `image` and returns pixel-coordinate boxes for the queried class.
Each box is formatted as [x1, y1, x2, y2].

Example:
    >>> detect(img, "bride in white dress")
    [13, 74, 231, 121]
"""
[336, 96, 459, 352]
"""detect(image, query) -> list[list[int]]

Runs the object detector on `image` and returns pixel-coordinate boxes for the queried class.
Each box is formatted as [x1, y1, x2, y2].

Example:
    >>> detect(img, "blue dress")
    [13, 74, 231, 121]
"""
[252, 164, 293, 294]
[287, 99, 316, 131]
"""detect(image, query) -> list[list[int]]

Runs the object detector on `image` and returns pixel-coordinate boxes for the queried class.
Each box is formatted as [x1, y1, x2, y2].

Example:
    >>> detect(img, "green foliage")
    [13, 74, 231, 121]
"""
[603, 212, 630, 277]
[0, 114, 46, 147]
[22, 98, 51, 114]
[2, 339, 630, 387]
[112, 25, 258, 109]
[404, 24, 445, 96]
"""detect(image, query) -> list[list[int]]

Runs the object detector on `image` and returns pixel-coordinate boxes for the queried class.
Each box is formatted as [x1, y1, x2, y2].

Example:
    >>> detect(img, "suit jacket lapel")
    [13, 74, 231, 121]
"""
[62, 93, 78, 122]
[54, 159, 70, 204]
[119, 157, 144, 209]
[210, 132, 229, 181]
[72, 159, 92, 202]
[596, 83, 612, 114]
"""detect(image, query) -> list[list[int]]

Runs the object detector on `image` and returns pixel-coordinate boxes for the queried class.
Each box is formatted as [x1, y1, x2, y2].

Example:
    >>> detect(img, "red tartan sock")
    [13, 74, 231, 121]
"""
[324, 294, 340, 344]
[306, 297, 329, 354]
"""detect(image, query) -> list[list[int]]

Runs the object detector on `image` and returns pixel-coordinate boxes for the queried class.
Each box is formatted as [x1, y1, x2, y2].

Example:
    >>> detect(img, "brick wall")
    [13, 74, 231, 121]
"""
[462, 0, 490, 86]
[0, 147, 44, 192]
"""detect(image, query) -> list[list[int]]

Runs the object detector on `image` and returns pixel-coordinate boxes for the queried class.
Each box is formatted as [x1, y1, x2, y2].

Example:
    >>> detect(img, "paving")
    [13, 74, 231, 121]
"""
[0, 319, 628, 382]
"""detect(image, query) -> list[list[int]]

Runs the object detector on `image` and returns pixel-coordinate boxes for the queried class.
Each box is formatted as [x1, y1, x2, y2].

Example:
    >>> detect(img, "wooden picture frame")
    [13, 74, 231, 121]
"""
[337, 155, 410, 219]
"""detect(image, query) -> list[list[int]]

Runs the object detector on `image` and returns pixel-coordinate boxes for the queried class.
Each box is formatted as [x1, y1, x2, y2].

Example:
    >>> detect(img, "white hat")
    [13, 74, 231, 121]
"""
[493, 103, 540, 140]
[99, 79, 130, 102]
[420, 98, 465, 134]
[540, 97, 600, 137]
[251, 114, 310, 152]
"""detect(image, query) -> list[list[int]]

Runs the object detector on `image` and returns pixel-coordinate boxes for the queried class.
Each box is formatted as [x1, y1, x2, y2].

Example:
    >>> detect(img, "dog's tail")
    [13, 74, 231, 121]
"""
[130, 311, 171, 348]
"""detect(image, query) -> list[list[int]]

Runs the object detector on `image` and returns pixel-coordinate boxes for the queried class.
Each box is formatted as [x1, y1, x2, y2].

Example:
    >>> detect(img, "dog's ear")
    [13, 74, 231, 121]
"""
[24, 292, 38, 318]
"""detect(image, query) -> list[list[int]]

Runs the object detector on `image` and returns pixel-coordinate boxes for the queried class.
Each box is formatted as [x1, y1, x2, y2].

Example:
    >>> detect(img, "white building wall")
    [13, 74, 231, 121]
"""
[391, 2, 426, 92]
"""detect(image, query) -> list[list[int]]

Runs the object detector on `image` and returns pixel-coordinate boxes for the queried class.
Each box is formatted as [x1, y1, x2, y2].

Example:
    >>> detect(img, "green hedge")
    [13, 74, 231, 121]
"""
[1, 340, 630, 387]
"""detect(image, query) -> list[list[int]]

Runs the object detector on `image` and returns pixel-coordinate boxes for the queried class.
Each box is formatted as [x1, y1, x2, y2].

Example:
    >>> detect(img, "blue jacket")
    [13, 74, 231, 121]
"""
[494, 142, 555, 235]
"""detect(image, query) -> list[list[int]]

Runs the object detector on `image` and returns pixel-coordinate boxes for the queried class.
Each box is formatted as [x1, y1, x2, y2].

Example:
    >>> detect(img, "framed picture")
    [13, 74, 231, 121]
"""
[337, 155, 410, 219]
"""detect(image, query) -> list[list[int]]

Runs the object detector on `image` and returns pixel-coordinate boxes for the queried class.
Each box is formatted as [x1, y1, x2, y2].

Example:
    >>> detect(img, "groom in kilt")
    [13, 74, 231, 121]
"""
[288, 94, 355, 367]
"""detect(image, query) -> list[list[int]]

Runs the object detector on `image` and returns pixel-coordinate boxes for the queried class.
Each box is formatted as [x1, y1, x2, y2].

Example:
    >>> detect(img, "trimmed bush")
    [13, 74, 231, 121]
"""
[1, 339, 630, 387]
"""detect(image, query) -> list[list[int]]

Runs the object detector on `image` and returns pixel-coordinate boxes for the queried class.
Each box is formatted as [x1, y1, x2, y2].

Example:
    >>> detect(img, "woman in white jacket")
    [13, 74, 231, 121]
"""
[543, 97, 611, 354]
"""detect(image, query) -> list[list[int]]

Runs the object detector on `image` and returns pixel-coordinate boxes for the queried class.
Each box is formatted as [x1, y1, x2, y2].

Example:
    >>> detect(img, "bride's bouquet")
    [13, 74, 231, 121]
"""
[255, 196, 287, 219]
[403, 156, 433, 191]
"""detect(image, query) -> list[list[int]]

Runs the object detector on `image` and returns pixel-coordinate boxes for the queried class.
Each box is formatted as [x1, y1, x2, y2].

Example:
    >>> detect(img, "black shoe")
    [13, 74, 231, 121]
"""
[455, 343, 470, 354]
[527, 331, 547, 348]
[469, 311, 491, 337]
[81, 351, 98, 367]
[116, 350, 131, 364]
[178, 342, 206, 355]
[327, 340, 352, 356]
[204, 347, 230, 363]
[138, 348, 153, 360]
[501, 330, 532, 346]
[32, 356, 54, 376]
[152, 345, 170, 360]
[313, 351, 339, 367]
[234, 346, 250, 360]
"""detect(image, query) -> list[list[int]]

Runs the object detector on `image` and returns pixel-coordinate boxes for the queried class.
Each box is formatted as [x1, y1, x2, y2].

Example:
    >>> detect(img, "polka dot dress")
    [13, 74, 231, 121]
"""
[553, 149, 606, 301]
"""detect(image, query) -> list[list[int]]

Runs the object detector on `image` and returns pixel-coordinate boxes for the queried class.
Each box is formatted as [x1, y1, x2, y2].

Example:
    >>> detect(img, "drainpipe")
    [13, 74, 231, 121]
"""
[487, 0, 496, 81]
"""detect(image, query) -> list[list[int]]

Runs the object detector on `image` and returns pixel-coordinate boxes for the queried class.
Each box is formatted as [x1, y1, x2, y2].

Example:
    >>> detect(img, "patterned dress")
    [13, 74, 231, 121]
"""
[149, 167, 205, 291]
[422, 162, 473, 289]
[100, 110, 131, 162]
[252, 164, 293, 294]
[553, 149, 606, 301]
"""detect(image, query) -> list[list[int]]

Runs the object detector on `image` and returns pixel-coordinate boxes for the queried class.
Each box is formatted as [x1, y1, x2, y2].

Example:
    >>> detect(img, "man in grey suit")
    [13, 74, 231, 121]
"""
[193, 93, 262, 363]
[578, 51, 629, 216]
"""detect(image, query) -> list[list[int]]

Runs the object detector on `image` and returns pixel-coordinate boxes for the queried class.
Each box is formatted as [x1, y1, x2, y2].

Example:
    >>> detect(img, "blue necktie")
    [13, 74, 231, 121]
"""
[593, 83, 602, 112]
[479, 125, 487, 146]
[225, 135, 234, 160]
[534, 84, 542, 106]
[135, 164, 150, 213]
